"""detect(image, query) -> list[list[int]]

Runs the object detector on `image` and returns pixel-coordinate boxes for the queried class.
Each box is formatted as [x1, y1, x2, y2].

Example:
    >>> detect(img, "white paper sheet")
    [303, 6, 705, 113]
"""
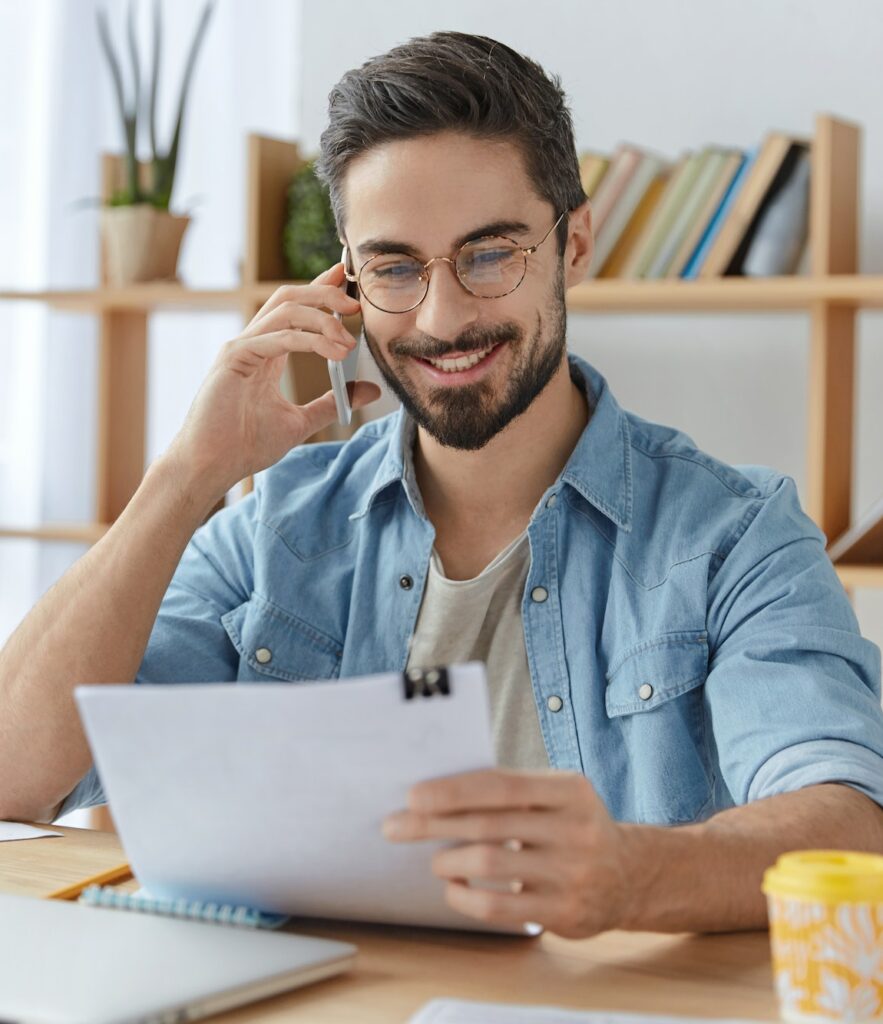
[408, 1001, 754, 1024]
[75, 663, 531, 933]
[0, 822, 62, 842]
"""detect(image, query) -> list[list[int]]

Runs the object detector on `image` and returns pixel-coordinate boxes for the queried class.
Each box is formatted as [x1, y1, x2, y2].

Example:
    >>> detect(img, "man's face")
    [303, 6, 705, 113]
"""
[341, 132, 568, 451]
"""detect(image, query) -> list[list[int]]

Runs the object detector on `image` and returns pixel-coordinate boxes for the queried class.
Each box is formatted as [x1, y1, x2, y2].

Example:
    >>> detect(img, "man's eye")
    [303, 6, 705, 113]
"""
[375, 264, 419, 279]
[464, 250, 513, 271]
[475, 250, 510, 264]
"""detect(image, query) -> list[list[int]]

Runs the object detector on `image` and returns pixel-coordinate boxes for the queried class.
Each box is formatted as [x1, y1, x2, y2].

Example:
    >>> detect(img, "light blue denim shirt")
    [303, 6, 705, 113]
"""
[61, 354, 883, 825]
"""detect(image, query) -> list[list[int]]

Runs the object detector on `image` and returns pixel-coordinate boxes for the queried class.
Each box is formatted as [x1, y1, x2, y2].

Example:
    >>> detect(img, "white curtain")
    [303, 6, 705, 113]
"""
[0, 0, 303, 645]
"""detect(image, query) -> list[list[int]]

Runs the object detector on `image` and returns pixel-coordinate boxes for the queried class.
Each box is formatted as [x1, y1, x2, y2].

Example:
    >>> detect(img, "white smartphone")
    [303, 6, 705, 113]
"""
[329, 246, 362, 426]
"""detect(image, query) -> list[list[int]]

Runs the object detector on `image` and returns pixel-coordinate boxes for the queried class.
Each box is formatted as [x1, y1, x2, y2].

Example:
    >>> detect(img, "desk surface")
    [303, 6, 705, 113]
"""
[0, 825, 778, 1022]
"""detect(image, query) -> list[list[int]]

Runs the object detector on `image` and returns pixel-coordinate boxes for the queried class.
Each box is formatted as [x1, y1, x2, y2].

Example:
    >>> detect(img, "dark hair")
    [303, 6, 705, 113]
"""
[316, 31, 586, 255]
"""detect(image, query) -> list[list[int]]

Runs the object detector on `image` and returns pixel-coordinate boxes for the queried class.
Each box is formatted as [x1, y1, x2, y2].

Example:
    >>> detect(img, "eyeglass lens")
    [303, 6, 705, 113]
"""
[359, 237, 527, 313]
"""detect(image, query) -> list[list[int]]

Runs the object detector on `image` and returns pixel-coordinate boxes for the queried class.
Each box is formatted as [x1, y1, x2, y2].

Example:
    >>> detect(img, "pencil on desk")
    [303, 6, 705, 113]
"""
[46, 861, 133, 901]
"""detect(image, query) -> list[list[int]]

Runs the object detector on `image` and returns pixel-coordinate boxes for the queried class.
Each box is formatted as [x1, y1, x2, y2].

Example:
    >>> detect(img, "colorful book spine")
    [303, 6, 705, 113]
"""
[682, 148, 758, 279]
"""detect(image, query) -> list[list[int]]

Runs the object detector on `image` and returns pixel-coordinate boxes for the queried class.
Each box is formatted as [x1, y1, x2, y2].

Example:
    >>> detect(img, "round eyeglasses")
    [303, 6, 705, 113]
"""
[344, 211, 567, 314]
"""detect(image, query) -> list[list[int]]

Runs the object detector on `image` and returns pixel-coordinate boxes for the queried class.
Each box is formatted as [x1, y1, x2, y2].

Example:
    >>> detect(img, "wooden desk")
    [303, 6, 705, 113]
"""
[0, 825, 779, 1022]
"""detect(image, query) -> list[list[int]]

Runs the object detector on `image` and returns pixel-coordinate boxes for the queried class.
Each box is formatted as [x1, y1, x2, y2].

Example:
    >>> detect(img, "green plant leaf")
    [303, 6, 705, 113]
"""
[148, 0, 161, 160]
[162, 1, 215, 211]
[97, 5, 141, 203]
[283, 162, 341, 280]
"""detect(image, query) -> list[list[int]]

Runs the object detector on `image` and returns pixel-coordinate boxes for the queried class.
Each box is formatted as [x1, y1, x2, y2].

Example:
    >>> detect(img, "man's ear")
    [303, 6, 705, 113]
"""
[563, 199, 593, 288]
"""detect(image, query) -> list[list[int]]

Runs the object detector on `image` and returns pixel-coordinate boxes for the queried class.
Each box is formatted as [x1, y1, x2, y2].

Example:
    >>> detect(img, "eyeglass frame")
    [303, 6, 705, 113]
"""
[342, 209, 568, 314]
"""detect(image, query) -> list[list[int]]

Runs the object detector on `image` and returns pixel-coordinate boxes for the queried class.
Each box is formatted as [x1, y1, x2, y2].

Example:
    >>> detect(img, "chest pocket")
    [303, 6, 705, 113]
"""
[605, 631, 714, 825]
[221, 592, 342, 682]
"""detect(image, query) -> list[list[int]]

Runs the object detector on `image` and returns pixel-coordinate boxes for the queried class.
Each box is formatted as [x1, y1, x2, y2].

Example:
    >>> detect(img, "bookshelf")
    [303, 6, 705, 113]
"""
[0, 114, 880, 598]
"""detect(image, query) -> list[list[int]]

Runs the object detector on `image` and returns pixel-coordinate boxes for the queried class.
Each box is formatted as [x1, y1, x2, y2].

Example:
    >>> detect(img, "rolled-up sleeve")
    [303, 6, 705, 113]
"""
[704, 473, 883, 809]
[56, 488, 260, 818]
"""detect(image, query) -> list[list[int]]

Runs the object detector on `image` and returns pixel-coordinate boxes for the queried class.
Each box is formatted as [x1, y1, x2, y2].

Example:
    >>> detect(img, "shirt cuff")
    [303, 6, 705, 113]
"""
[748, 738, 883, 808]
[54, 765, 106, 820]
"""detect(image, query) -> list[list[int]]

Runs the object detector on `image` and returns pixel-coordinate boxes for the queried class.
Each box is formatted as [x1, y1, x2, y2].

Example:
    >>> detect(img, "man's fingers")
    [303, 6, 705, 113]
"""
[407, 769, 590, 816]
[431, 844, 556, 889]
[383, 809, 553, 845]
[240, 302, 356, 350]
[245, 266, 360, 330]
[443, 880, 550, 929]
[294, 381, 381, 441]
[310, 261, 346, 286]
[228, 329, 353, 366]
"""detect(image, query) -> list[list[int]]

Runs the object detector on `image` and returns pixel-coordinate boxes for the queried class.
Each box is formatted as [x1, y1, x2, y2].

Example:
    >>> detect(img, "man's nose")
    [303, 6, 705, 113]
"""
[414, 259, 479, 342]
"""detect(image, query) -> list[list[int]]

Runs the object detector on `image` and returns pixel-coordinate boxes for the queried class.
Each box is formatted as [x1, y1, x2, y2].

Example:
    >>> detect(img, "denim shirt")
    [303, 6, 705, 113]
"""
[62, 354, 883, 825]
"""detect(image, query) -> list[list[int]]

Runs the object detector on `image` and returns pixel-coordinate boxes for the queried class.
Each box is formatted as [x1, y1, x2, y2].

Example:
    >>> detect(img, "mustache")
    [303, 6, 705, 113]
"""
[388, 322, 522, 360]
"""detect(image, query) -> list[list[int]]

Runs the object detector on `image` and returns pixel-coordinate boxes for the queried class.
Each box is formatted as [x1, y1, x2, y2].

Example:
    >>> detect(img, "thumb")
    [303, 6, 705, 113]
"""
[295, 380, 382, 441]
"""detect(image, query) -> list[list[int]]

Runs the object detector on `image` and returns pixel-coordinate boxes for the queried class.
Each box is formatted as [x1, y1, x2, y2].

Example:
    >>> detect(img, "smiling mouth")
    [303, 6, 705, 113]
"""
[415, 342, 501, 373]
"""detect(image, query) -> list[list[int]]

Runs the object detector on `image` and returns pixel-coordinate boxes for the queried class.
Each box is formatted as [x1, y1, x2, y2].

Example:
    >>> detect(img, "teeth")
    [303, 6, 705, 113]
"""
[426, 344, 496, 372]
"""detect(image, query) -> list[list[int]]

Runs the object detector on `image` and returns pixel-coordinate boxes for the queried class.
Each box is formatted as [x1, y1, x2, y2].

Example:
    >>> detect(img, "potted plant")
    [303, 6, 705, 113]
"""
[97, 0, 214, 285]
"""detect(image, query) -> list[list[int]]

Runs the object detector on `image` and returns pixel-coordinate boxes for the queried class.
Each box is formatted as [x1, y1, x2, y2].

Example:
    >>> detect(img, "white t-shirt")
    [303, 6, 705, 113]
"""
[405, 532, 549, 771]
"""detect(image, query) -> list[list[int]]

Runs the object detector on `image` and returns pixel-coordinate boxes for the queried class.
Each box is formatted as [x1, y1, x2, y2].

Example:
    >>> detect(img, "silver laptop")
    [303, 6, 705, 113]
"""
[0, 892, 355, 1024]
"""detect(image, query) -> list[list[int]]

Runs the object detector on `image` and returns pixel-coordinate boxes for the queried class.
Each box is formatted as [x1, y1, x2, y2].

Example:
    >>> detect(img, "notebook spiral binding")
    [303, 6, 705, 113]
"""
[79, 884, 289, 929]
[402, 666, 451, 700]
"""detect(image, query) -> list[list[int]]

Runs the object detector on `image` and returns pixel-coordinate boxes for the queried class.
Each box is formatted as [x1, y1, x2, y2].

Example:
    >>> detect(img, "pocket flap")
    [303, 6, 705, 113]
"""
[605, 631, 709, 717]
[222, 592, 342, 682]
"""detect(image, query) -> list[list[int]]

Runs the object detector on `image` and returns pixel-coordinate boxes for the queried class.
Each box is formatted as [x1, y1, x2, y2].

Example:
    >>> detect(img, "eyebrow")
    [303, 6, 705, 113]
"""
[354, 219, 533, 261]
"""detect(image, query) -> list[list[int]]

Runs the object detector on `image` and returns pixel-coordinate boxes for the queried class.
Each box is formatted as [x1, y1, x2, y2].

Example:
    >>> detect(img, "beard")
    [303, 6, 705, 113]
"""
[361, 265, 568, 451]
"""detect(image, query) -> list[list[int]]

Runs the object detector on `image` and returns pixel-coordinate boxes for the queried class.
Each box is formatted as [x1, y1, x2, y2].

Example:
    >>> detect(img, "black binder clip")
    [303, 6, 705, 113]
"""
[402, 666, 451, 700]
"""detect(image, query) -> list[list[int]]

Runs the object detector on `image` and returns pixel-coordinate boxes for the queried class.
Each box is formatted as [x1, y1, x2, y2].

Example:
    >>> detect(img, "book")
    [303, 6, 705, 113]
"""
[621, 152, 703, 279]
[666, 150, 744, 279]
[589, 144, 645, 237]
[588, 153, 668, 277]
[579, 152, 610, 198]
[741, 145, 811, 276]
[598, 172, 669, 278]
[826, 495, 883, 564]
[645, 148, 732, 279]
[682, 148, 758, 279]
[699, 131, 806, 277]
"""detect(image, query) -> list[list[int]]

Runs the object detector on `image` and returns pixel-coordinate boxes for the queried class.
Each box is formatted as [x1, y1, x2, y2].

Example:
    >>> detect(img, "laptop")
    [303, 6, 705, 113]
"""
[0, 892, 355, 1024]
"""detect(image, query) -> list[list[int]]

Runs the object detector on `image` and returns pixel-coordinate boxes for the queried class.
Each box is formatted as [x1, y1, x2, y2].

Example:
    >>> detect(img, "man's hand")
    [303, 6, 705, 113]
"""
[166, 263, 381, 502]
[382, 769, 632, 938]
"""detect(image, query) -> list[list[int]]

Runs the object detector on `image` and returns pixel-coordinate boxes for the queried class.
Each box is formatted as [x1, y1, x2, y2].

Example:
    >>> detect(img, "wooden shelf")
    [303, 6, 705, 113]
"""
[2, 117, 882, 601]
[8, 275, 883, 314]
[0, 523, 111, 544]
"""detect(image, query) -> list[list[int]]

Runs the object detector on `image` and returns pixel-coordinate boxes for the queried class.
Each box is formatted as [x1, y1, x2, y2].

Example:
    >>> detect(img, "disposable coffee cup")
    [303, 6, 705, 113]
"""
[762, 850, 883, 1022]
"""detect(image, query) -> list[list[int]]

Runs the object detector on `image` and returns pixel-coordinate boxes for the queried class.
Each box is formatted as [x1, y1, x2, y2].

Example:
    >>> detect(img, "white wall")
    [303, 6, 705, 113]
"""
[0, 0, 304, 641]
[298, 0, 883, 650]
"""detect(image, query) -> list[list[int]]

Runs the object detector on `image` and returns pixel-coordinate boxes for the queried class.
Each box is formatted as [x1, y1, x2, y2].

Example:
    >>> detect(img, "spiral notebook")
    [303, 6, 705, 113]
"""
[75, 662, 535, 934]
[79, 884, 289, 928]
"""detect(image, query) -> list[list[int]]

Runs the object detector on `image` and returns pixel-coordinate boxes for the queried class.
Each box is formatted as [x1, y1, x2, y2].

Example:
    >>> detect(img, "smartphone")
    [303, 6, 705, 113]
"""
[329, 246, 362, 426]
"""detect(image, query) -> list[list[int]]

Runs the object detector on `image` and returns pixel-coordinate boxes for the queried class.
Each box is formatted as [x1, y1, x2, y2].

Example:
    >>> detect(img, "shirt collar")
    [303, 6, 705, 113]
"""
[349, 352, 633, 532]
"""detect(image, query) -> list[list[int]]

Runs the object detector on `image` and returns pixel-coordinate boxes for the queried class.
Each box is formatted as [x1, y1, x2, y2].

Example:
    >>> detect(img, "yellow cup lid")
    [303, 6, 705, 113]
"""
[762, 850, 883, 904]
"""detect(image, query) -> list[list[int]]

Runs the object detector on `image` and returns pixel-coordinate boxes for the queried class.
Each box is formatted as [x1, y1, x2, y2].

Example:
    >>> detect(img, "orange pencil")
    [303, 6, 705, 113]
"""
[46, 861, 133, 901]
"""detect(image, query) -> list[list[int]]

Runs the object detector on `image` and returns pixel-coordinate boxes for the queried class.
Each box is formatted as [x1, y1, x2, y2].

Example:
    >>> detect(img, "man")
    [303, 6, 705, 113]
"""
[1, 32, 882, 939]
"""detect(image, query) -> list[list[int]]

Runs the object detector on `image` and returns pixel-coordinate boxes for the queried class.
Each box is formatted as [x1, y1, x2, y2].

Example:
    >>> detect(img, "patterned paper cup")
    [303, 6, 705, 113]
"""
[763, 851, 883, 1022]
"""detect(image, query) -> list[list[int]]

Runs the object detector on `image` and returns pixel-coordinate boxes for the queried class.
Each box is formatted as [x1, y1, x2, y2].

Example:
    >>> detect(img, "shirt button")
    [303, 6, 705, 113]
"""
[399, 575, 414, 590]
[546, 494, 558, 509]
[255, 648, 272, 665]
[638, 683, 653, 701]
[531, 586, 549, 603]
[547, 695, 563, 712]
